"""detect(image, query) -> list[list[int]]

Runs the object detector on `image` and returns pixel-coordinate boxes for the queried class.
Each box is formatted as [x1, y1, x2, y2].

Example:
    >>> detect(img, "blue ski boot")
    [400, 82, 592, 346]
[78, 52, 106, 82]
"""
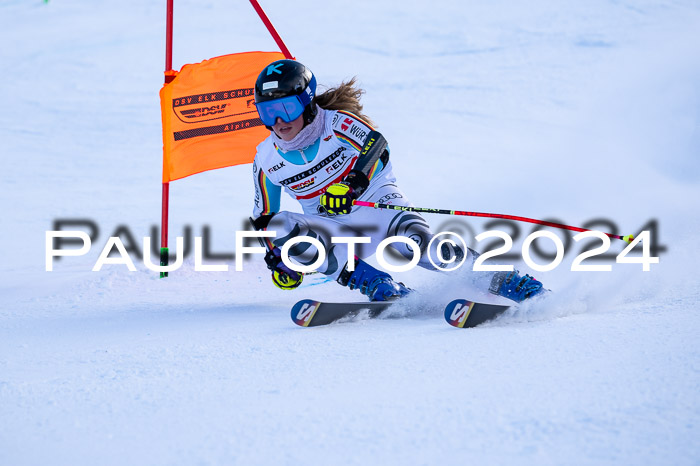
[338, 259, 411, 301]
[489, 270, 545, 303]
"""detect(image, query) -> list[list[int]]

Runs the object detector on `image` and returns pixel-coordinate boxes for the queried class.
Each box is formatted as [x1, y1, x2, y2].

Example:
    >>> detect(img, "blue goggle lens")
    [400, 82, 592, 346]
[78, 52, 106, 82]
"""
[256, 95, 305, 126]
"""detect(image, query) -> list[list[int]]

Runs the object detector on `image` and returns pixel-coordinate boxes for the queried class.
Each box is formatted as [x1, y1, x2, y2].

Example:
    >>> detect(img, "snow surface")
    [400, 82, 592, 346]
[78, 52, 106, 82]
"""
[2, 0, 700, 465]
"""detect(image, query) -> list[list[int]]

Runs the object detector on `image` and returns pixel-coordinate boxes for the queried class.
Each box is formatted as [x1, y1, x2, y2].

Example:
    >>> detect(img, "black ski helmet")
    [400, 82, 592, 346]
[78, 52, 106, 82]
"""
[254, 59, 317, 126]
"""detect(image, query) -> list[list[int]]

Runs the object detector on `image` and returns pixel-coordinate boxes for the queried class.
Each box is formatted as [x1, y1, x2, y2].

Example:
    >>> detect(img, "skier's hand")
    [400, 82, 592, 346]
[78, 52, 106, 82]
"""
[265, 247, 303, 290]
[320, 183, 356, 216]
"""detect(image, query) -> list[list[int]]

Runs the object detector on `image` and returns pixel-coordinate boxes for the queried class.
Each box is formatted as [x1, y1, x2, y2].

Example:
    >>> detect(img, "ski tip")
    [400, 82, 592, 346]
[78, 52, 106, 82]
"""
[444, 299, 476, 328]
[291, 299, 321, 327]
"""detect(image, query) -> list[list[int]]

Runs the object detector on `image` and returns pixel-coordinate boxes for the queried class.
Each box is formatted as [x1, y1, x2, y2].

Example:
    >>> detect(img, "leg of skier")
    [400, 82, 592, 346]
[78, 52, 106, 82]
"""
[358, 184, 546, 303]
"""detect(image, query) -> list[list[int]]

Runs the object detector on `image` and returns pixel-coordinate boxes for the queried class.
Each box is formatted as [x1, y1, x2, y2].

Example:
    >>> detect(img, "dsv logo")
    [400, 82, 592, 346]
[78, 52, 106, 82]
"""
[180, 104, 228, 120]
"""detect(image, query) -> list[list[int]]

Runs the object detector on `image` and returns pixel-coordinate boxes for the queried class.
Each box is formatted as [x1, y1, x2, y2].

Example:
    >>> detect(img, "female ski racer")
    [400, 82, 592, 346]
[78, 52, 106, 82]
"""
[251, 59, 545, 302]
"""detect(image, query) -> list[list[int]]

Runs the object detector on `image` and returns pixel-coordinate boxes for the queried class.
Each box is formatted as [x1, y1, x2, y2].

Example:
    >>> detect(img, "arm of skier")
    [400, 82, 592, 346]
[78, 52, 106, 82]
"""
[250, 165, 304, 290]
[252, 162, 281, 243]
[320, 130, 389, 215]
[250, 160, 282, 255]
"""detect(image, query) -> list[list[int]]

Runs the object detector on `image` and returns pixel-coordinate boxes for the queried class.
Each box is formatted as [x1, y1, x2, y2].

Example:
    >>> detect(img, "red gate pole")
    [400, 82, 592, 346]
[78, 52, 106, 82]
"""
[160, 1, 292, 278]
[160, 0, 175, 277]
[249, 0, 294, 59]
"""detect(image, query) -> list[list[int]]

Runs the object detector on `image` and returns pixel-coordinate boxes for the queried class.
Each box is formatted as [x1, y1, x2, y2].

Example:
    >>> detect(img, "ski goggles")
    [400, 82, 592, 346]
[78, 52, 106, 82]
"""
[255, 95, 307, 126]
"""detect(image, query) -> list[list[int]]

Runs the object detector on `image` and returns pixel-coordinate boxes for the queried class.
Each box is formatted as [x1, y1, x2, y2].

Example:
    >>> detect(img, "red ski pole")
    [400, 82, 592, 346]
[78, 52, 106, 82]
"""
[352, 200, 635, 243]
[249, 0, 294, 59]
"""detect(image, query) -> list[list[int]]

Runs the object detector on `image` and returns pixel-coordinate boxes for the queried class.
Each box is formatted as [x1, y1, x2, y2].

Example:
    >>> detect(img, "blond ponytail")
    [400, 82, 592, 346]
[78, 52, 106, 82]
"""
[314, 77, 376, 127]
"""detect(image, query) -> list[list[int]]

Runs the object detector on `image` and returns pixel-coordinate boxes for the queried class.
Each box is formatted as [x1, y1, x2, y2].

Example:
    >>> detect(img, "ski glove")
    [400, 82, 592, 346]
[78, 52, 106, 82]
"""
[264, 247, 303, 290]
[320, 183, 357, 216]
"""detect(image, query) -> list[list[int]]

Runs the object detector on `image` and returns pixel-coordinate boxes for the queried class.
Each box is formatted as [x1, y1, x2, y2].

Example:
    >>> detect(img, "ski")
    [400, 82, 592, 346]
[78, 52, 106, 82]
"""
[444, 299, 511, 328]
[291, 298, 511, 328]
[291, 299, 396, 327]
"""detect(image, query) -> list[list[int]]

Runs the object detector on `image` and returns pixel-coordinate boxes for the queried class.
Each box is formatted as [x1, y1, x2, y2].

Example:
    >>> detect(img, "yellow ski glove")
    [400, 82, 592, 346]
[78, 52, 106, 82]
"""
[320, 183, 356, 215]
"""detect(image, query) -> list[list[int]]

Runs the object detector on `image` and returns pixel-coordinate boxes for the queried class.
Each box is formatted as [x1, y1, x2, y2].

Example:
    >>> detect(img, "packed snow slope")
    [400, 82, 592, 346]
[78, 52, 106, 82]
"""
[1, 1, 699, 465]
